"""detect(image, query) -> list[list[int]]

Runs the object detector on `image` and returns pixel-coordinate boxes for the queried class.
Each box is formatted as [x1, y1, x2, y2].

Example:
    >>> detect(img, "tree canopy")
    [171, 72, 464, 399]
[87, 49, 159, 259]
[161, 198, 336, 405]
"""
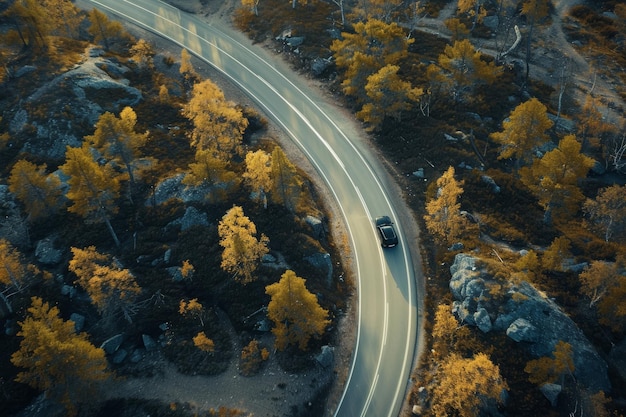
[265, 269, 330, 351]
[520, 134, 594, 222]
[60, 144, 122, 246]
[330, 19, 412, 103]
[8, 159, 63, 221]
[431, 352, 508, 417]
[11, 297, 111, 416]
[182, 79, 249, 158]
[424, 166, 469, 245]
[491, 98, 553, 167]
[218, 205, 270, 284]
[69, 246, 141, 324]
[85, 106, 149, 187]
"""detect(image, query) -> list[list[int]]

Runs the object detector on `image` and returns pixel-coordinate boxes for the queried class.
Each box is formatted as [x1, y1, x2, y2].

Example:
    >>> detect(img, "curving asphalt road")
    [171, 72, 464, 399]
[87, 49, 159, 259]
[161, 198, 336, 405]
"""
[83, 1, 419, 415]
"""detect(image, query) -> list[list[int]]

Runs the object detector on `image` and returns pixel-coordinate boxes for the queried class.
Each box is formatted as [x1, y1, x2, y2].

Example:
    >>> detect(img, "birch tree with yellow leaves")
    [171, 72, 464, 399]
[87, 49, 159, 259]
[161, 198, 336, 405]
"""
[356, 64, 423, 131]
[85, 106, 149, 189]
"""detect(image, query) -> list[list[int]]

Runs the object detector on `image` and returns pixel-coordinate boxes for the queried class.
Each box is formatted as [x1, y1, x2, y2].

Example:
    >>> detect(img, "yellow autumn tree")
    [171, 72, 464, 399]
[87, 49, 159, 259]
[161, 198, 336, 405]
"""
[431, 304, 460, 360]
[431, 352, 508, 417]
[179, 298, 205, 326]
[356, 64, 423, 131]
[2, 0, 51, 51]
[330, 19, 412, 104]
[583, 184, 626, 243]
[69, 246, 141, 324]
[182, 79, 249, 158]
[218, 205, 269, 284]
[0, 239, 40, 295]
[579, 260, 621, 308]
[182, 148, 240, 202]
[436, 38, 501, 103]
[193, 331, 215, 352]
[87, 7, 124, 51]
[577, 94, 615, 152]
[424, 166, 469, 245]
[524, 340, 575, 385]
[241, 0, 260, 16]
[8, 159, 63, 221]
[270, 146, 303, 212]
[42, 0, 82, 38]
[265, 269, 330, 351]
[243, 149, 273, 207]
[60, 144, 122, 247]
[85, 107, 149, 188]
[520, 135, 594, 223]
[11, 297, 111, 416]
[457, 0, 487, 31]
[541, 236, 572, 272]
[491, 98, 553, 168]
[595, 256, 626, 331]
[129, 38, 155, 69]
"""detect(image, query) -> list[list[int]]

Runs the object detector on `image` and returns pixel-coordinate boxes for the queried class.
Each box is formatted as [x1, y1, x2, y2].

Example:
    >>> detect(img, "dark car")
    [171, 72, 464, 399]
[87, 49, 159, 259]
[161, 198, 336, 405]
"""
[375, 216, 398, 248]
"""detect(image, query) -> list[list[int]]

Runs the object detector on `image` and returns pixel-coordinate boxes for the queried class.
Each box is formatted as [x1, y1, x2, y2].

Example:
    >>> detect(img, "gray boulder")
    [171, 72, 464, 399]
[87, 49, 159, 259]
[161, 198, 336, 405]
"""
[150, 173, 237, 206]
[316, 345, 334, 368]
[35, 237, 63, 266]
[112, 348, 128, 364]
[11, 50, 142, 159]
[304, 252, 333, 287]
[474, 307, 492, 333]
[450, 253, 611, 392]
[167, 206, 209, 232]
[142, 334, 158, 351]
[539, 383, 562, 407]
[305, 215, 324, 238]
[100, 334, 124, 355]
[69, 313, 86, 332]
[166, 266, 184, 282]
[506, 318, 538, 342]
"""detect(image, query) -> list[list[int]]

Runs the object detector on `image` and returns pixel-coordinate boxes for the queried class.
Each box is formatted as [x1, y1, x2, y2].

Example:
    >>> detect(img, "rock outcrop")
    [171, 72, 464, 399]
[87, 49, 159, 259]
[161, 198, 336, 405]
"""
[450, 253, 610, 392]
[8, 47, 142, 160]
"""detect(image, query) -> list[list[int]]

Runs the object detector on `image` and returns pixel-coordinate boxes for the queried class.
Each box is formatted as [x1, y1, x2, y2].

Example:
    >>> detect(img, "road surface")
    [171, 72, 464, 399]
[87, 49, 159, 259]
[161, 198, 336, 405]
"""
[84, 1, 420, 415]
